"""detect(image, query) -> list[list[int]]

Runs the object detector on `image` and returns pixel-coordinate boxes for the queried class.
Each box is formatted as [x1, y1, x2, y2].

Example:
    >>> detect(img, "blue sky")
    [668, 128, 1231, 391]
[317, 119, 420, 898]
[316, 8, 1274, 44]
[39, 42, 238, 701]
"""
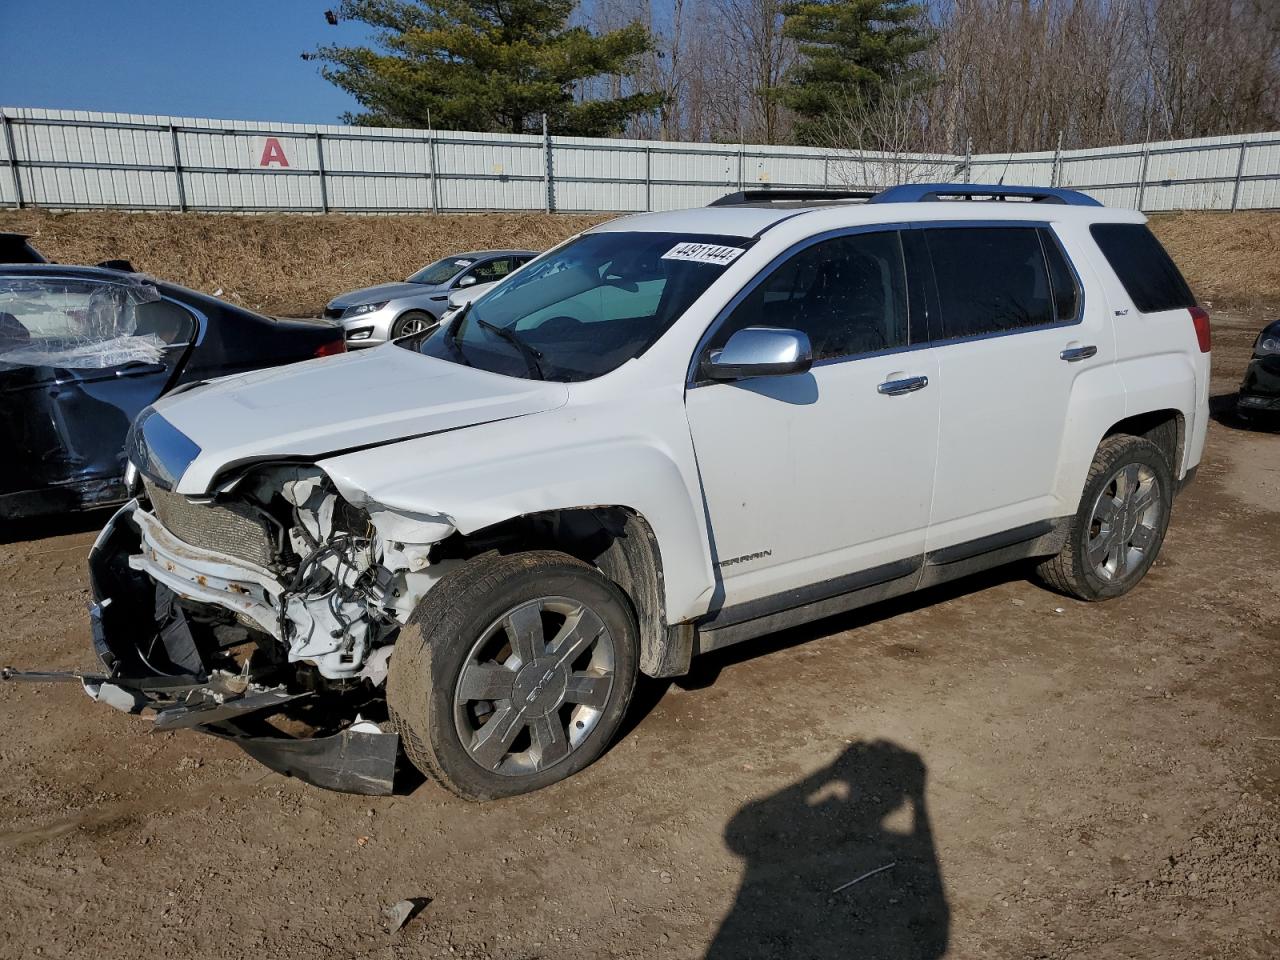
[0, 1, 376, 123]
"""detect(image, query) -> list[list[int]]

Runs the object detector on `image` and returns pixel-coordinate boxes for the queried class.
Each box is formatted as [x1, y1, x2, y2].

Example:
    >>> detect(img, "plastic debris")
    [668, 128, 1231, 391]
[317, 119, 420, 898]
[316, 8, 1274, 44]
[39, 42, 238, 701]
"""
[383, 897, 430, 933]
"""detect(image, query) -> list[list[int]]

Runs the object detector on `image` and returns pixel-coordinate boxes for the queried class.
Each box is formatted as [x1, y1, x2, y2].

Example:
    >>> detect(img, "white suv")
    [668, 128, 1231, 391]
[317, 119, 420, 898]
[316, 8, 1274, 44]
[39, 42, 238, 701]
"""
[76, 184, 1210, 800]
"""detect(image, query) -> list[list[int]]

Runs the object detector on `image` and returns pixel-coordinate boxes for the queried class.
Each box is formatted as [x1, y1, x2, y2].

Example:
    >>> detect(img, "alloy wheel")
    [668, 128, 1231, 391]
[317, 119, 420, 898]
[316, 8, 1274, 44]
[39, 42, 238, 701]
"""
[453, 597, 616, 776]
[1086, 462, 1163, 582]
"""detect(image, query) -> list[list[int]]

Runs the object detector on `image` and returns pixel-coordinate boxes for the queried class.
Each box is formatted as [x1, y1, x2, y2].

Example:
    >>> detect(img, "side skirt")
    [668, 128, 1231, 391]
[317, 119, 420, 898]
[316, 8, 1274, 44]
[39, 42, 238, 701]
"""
[694, 519, 1068, 655]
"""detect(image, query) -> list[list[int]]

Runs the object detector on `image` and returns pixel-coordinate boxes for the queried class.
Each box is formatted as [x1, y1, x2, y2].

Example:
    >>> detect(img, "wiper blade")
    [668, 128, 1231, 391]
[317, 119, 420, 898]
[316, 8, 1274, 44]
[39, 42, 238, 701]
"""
[476, 316, 546, 380]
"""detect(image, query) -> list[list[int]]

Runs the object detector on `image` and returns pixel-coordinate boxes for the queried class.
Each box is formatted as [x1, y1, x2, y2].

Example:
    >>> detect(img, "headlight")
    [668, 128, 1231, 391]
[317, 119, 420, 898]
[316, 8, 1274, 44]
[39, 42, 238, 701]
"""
[1257, 333, 1280, 356]
[345, 301, 389, 318]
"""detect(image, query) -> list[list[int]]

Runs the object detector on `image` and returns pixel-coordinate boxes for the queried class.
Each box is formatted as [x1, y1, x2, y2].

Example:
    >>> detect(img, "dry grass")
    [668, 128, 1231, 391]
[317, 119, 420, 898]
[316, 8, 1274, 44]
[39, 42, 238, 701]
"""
[1148, 211, 1280, 311]
[0, 210, 610, 316]
[0, 208, 1275, 316]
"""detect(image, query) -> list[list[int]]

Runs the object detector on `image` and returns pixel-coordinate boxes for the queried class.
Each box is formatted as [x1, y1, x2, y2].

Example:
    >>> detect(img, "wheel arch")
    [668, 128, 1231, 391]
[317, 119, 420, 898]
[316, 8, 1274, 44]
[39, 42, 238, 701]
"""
[445, 505, 694, 679]
[1103, 408, 1185, 478]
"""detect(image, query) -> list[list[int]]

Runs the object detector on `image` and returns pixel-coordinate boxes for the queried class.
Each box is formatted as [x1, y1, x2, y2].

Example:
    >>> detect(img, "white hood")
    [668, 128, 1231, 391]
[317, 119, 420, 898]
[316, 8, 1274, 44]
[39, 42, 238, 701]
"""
[153, 345, 568, 494]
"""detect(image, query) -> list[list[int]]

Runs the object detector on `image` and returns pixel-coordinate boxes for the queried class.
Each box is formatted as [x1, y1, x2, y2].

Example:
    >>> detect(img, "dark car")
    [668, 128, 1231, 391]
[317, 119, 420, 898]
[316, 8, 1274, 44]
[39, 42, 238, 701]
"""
[1237, 319, 1280, 424]
[0, 233, 47, 264]
[0, 264, 346, 520]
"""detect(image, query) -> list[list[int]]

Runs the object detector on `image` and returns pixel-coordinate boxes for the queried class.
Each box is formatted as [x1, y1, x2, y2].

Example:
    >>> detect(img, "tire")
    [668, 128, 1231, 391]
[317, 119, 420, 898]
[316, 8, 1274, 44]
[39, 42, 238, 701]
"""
[1037, 434, 1174, 601]
[387, 550, 639, 801]
[389, 310, 434, 339]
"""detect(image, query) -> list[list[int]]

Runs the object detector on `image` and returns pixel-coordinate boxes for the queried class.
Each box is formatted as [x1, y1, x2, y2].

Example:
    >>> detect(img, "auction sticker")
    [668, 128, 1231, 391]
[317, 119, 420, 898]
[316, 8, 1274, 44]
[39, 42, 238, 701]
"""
[661, 242, 746, 266]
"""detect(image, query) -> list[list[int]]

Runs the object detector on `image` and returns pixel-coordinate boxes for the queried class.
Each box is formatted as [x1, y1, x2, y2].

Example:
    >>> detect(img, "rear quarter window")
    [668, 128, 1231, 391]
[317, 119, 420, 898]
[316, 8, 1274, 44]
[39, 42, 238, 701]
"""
[1089, 223, 1195, 313]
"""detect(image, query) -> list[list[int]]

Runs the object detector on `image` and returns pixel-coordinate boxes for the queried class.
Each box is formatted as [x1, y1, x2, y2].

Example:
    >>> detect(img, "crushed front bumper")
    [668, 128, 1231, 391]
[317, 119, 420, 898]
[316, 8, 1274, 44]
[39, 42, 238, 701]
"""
[3, 501, 401, 796]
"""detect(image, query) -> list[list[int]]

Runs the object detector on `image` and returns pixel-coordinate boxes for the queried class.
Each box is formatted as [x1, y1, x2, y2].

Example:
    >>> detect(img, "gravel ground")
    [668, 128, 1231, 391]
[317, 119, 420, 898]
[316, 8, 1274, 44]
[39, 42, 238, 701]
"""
[0, 310, 1276, 960]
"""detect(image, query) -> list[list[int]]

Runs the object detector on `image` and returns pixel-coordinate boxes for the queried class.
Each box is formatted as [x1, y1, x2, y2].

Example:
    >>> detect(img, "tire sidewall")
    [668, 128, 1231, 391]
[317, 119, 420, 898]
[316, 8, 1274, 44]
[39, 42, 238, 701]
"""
[1072, 438, 1174, 599]
[418, 558, 638, 799]
[390, 310, 431, 339]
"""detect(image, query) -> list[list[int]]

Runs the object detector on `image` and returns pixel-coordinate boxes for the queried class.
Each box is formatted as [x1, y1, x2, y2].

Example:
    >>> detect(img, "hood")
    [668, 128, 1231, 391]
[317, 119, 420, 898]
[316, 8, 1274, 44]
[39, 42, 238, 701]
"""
[448, 280, 498, 308]
[328, 281, 432, 308]
[147, 347, 568, 495]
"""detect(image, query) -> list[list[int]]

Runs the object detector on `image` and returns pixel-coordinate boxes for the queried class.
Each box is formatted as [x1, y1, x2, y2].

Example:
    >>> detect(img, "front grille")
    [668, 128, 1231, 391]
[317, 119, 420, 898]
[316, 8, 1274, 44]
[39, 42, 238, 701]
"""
[144, 481, 278, 568]
[323, 306, 344, 320]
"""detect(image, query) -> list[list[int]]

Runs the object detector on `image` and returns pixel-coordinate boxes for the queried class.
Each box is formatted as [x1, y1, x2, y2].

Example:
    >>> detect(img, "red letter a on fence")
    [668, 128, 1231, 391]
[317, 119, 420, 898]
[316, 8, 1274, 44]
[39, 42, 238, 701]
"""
[259, 138, 290, 167]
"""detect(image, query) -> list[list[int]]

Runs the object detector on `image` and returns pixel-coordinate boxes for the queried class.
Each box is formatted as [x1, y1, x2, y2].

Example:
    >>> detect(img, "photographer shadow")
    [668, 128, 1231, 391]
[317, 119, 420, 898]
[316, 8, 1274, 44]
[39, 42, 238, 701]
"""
[707, 739, 949, 960]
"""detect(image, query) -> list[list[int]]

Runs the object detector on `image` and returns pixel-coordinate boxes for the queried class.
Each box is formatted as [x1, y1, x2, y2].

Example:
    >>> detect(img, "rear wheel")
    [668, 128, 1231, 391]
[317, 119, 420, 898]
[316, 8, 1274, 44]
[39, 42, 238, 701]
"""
[387, 551, 638, 801]
[390, 310, 434, 339]
[1037, 434, 1173, 601]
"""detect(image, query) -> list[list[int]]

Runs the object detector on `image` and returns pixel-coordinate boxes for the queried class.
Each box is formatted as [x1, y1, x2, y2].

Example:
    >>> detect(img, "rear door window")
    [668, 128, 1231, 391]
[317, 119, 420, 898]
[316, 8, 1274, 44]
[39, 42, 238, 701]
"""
[1040, 229, 1080, 322]
[924, 227, 1057, 339]
[1089, 223, 1195, 313]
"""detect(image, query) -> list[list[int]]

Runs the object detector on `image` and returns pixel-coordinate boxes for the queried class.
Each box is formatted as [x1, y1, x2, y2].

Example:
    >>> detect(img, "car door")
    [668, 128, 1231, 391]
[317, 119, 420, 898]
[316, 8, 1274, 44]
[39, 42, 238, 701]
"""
[916, 223, 1109, 552]
[684, 229, 940, 612]
[0, 274, 196, 503]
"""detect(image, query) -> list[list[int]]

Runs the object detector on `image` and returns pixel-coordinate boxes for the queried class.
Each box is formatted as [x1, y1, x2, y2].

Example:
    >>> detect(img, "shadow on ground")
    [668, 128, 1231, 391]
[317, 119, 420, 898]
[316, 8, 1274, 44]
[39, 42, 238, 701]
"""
[707, 738, 949, 959]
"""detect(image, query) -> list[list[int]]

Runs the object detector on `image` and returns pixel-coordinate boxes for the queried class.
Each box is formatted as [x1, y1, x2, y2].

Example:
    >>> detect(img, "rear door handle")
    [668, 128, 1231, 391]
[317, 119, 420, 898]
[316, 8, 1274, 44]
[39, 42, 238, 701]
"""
[877, 375, 929, 396]
[1060, 345, 1098, 362]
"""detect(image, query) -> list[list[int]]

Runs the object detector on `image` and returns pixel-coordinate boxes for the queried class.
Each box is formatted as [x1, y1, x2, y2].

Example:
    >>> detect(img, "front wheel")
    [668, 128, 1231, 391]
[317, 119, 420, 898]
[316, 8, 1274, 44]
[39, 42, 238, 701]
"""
[390, 310, 435, 339]
[387, 551, 639, 801]
[1037, 434, 1174, 601]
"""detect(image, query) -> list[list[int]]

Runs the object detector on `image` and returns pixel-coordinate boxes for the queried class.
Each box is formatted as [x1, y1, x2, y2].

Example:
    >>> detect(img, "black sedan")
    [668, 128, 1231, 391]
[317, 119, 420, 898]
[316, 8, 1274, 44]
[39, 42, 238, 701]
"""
[1238, 318, 1280, 425]
[0, 264, 346, 520]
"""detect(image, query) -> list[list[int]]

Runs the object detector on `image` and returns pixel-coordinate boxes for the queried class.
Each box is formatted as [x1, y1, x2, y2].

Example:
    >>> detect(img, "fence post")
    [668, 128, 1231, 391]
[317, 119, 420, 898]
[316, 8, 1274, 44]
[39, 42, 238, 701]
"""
[542, 114, 554, 213]
[737, 143, 745, 190]
[167, 125, 187, 212]
[427, 129, 440, 214]
[3, 112, 24, 209]
[1051, 130, 1063, 188]
[644, 146, 652, 212]
[1135, 140, 1151, 210]
[823, 156, 829, 187]
[1231, 140, 1249, 211]
[963, 137, 972, 183]
[314, 132, 329, 214]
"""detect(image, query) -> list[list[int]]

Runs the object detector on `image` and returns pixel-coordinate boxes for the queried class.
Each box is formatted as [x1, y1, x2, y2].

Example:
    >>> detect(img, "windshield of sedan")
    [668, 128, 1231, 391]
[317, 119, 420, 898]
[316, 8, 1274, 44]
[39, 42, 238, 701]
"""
[410, 231, 751, 382]
[407, 256, 474, 285]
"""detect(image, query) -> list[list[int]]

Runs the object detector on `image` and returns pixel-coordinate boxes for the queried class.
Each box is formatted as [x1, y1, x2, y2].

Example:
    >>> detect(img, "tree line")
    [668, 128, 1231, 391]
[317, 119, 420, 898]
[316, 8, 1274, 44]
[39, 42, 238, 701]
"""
[313, 0, 1280, 154]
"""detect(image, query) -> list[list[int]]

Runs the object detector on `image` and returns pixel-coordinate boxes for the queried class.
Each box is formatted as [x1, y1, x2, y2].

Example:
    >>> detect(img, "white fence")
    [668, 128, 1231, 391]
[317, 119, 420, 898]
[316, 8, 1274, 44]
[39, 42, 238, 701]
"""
[3, 106, 1279, 214]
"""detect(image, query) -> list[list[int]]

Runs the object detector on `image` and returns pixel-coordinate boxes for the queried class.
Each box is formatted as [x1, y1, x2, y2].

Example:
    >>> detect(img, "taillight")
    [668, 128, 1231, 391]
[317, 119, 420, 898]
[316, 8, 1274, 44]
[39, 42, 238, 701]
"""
[314, 338, 346, 358]
[1189, 306, 1211, 353]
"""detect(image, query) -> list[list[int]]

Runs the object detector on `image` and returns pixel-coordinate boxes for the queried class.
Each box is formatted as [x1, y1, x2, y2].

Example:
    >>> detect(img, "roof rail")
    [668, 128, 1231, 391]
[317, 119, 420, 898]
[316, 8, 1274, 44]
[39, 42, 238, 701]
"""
[709, 188, 876, 207]
[869, 183, 1102, 206]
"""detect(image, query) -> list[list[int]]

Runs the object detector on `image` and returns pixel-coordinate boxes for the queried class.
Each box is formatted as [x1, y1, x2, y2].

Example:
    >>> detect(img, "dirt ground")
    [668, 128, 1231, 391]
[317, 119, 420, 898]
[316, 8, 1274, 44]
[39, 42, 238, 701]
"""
[1, 309, 1277, 960]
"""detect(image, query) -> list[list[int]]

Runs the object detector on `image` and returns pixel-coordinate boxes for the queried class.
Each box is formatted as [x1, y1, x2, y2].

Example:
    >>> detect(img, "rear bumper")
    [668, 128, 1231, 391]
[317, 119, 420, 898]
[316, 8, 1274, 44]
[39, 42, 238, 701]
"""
[76, 502, 400, 795]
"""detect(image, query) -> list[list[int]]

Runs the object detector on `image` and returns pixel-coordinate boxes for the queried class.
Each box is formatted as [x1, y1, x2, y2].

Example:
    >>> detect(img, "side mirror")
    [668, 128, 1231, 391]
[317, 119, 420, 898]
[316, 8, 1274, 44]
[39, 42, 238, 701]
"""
[457, 274, 478, 288]
[702, 327, 813, 381]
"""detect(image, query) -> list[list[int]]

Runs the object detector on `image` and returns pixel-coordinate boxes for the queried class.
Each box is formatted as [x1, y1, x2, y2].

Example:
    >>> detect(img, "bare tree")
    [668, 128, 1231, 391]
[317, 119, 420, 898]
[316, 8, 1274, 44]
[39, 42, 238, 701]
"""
[810, 81, 953, 185]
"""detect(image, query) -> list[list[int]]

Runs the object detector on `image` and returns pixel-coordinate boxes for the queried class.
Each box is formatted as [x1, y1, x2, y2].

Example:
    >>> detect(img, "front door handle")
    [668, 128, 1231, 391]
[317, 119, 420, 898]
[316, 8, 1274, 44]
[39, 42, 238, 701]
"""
[878, 375, 929, 396]
[1060, 344, 1098, 362]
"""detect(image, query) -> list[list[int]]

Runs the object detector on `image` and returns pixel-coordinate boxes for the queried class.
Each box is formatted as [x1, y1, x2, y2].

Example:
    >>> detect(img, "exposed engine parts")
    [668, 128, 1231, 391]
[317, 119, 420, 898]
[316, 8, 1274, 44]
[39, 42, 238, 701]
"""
[128, 466, 458, 681]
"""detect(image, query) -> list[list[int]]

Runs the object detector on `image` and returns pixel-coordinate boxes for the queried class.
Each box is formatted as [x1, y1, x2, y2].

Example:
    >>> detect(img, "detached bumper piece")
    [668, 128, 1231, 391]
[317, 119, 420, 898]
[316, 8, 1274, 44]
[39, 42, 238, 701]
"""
[55, 501, 400, 796]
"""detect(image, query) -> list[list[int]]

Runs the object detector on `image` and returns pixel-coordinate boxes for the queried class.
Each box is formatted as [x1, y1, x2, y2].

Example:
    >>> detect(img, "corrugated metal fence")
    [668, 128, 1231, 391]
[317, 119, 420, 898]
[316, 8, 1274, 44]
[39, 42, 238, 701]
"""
[3, 106, 1278, 214]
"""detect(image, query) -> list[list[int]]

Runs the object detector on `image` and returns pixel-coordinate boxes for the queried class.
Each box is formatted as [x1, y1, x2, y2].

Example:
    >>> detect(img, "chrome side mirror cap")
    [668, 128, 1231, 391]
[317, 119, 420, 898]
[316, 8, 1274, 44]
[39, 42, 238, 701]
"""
[703, 327, 813, 381]
[457, 275, 478, 288]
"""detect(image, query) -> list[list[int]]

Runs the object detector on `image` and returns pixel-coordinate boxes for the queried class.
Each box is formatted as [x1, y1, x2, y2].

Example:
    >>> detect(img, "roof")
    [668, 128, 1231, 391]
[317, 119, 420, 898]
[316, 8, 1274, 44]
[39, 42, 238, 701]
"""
[592, 183, 1135, 239]
[0, 263, 141, 282]
[450, 249, 538, 259]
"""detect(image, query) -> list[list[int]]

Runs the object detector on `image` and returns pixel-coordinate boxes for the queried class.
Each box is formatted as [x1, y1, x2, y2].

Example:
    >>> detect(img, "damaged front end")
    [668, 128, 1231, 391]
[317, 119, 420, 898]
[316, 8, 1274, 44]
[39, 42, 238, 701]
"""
[71, 458, 459, 795]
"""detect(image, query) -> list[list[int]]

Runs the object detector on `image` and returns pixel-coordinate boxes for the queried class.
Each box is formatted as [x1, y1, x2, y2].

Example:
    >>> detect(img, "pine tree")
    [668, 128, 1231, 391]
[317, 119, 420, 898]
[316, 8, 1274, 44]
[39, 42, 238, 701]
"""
[779, 0, 933, 144]
[313, 0, 664, 136]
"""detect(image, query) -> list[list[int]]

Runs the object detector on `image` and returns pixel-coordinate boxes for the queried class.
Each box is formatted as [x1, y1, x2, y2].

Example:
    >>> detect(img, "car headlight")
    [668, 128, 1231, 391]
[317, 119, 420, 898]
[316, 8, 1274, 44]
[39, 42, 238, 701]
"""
[345, 301, 389, 318]
[1257, 333, 1280, 356]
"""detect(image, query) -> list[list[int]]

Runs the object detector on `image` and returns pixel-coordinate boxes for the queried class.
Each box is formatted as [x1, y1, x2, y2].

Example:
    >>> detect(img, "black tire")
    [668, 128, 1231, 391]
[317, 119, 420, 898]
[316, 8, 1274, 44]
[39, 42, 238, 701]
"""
[389, 310, 434, 339]
[387, 550, 639, 801]
[1037, 434, 1174, 601]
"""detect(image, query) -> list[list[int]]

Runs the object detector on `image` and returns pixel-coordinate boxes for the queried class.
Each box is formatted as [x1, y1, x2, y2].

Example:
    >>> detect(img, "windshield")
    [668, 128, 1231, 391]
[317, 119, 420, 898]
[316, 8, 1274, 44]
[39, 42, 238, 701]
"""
[408, 256, 475, 285]
[410, 231, 751, 382]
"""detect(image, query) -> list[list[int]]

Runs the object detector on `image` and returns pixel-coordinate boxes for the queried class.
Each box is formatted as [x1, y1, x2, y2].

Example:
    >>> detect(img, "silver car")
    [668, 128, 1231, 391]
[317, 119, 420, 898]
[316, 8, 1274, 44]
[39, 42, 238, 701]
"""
[325, 249, 536, 347]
